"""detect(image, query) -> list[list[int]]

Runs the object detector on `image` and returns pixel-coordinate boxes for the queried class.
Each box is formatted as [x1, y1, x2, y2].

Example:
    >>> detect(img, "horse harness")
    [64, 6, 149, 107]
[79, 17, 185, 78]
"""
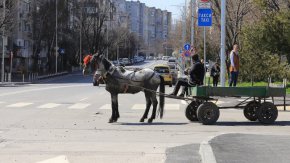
[101, 64, 156, 93]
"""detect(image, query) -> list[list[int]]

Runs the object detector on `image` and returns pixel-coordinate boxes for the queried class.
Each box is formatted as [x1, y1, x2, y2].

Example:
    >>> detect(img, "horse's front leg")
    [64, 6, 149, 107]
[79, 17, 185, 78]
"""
[109, 93, 119, 123]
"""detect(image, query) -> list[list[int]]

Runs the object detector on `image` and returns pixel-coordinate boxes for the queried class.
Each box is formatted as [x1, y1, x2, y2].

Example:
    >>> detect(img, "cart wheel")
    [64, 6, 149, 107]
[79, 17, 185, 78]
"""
[244, 101, 261, 121]
[197, 102, 220, 125]
[185, 101, 199, 122]
[257, 102, 278, 124]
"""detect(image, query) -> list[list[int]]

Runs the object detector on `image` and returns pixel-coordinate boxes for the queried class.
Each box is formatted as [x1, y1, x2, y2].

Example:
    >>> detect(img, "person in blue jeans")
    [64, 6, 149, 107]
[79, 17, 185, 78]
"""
[229, 44, 239, 87]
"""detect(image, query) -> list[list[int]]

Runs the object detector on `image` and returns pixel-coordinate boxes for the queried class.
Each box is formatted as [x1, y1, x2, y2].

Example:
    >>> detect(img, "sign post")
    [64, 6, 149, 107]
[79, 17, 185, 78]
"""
[198, 0, 212, 85]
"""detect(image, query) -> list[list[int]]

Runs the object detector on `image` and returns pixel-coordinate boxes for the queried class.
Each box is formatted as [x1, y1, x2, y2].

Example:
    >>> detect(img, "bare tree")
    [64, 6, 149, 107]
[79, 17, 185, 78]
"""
[212, 0, 253, 52]
[80, 0, 115, 54]
[0, 0, 17, 34]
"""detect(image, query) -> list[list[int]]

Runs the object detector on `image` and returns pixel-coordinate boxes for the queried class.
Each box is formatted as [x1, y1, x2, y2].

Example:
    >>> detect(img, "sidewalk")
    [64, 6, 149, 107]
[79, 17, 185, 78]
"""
[0, 71, 69, 86]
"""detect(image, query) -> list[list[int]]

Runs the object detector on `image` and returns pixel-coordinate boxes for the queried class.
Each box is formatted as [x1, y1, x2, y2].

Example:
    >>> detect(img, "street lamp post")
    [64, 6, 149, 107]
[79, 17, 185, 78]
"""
[220, 0, 226, 86]
[79, 4, 82, 70]
[1, 0, 5, 83]
[55, 0, 58, 74]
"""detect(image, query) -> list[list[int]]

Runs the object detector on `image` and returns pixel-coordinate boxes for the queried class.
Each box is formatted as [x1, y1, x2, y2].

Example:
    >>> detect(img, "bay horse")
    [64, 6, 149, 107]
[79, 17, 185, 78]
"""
[83, 53, 165, 123]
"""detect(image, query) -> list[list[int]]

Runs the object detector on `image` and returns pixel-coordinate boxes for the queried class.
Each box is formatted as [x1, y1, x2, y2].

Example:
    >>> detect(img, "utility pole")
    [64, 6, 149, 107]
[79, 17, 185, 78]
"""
[1, 0, 5, 83]
[190, 0, 195, 47]
[181, 0, 187, 75]
[106, 21, 109, 59]
[79, 2, 82, 70]
[220, 0, 226, 86]
[55, 0, 58, 74]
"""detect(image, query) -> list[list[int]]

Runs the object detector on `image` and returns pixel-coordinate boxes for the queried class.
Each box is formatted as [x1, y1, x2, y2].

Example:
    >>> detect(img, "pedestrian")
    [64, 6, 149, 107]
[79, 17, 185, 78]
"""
[210, 62, 220, 87]
[229, 44, 240, 87]
[170, 54, 205, 97]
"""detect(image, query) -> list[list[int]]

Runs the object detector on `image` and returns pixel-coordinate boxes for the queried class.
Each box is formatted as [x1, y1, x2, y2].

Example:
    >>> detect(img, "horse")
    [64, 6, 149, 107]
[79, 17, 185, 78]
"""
[83, 53, 165, 123]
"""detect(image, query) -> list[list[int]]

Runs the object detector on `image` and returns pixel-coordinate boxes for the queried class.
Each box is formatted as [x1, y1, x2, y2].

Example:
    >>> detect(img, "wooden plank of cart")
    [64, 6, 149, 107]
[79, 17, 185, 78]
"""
[182, 86, 287, 125]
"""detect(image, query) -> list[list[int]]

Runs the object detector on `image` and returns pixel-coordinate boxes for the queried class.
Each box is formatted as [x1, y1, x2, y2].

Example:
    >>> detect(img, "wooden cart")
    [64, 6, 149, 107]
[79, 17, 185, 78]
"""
[182, 86, 287, 125]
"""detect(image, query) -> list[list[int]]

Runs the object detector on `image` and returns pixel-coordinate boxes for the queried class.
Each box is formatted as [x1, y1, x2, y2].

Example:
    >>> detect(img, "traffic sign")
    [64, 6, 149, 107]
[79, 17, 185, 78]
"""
[198, 8, 212, 27]
[184, 51, 190, 57]
[58, 48, 65, 55]
[198, 2, 211, 8]
[184, 44, 191, 51]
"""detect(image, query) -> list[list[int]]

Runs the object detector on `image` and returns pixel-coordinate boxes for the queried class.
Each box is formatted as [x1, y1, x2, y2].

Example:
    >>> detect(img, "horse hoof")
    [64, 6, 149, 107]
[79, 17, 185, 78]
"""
[140, 119, 145, 122]
[108, 118, 114, 123]
[108, 120, 113, 123]
[148, 119, 153, 123]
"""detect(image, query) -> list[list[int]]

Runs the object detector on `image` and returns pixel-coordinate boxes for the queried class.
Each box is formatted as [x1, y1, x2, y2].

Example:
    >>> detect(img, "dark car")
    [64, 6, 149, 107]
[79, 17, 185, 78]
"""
[93, 71, 105, 86]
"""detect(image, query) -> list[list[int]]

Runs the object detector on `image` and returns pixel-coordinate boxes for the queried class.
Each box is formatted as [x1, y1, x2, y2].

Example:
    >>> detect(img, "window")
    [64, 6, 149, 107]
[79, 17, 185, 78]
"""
[154, 67, 169, 73]
[24, 40, 30, 48]
[19, 22, 21, 31]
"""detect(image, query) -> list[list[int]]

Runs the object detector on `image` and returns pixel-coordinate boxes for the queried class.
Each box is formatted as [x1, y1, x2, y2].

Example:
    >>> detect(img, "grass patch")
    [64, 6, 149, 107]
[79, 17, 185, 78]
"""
[205, 77, 290, 94]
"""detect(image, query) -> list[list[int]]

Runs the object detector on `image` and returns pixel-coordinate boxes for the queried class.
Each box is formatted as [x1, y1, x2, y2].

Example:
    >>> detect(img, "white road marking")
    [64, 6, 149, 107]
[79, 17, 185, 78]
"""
[0, 141, 12, 148]
[181, 100, 187, 105]
[132, 104, 180, 110]
[199, 135, 218, 163]
[132, 104, 146, 110]
[164, 104, 180, 110]
[99, 104, 112, 110]
[68, 103, 90, 109]
[277, 106, 290, 110]
[7, 102, 33, 108]
[38, 103, 61, 109]
[36, 155, 70, 163]
[80, 97, 88, 101]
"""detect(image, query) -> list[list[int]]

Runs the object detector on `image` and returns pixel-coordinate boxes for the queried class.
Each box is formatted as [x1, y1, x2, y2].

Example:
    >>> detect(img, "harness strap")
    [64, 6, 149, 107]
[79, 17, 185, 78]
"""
[123, 84, 129, 93]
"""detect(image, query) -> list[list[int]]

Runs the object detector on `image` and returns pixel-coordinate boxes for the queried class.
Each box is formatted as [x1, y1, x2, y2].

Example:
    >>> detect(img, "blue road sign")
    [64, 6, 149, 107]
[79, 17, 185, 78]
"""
[198, 8, 212, 27]
[58, 48, 65, 55]
[184, 44, 191, 51]
[185, 51, 190, 57]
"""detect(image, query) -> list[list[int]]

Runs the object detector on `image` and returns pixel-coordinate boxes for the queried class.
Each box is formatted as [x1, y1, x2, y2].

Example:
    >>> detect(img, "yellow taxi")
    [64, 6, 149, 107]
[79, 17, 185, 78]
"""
[153, 64, 173, 87]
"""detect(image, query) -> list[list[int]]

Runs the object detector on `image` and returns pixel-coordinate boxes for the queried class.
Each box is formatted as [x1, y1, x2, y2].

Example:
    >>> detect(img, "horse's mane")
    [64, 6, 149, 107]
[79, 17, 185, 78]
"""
[101, 56, 113, 71]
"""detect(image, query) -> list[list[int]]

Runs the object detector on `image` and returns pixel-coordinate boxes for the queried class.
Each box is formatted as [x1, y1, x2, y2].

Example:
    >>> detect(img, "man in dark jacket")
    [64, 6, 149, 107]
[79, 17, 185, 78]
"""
[210, 62, 220, 87]
[170, 54, 205, 97]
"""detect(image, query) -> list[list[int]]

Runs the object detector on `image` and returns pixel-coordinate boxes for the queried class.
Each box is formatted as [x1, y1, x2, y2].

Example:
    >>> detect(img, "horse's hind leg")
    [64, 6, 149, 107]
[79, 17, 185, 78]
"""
[140, 91, 152, 122]
[109, 93, 119, 123]
[148, 94, 158, 123]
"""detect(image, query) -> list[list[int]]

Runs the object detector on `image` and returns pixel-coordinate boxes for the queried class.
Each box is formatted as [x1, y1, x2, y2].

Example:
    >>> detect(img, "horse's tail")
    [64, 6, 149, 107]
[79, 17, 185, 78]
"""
[158, 75, 165, 119]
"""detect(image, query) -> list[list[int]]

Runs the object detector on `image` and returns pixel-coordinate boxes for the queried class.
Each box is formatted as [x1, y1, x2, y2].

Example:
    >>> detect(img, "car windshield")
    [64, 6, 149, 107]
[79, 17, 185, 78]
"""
[154, 67, 169, 73]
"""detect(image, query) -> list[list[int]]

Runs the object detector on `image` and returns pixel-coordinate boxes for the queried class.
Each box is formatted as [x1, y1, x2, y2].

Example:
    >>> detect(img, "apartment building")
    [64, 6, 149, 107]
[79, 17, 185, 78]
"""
[122, 1, 172, 55]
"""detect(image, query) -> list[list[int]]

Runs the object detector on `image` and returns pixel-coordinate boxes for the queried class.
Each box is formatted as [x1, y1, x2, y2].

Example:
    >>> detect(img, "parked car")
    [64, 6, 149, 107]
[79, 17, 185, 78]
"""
[162, 56, 170, 60]
[122, 58, 130, 65]
[153, 64, 172, 87]
[167, 57, 176, 65]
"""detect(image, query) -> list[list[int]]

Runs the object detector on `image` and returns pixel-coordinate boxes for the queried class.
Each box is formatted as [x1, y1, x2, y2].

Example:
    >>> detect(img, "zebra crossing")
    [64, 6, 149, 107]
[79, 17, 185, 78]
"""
[0, 101, 188, 111]
[1, 100, 287, 112]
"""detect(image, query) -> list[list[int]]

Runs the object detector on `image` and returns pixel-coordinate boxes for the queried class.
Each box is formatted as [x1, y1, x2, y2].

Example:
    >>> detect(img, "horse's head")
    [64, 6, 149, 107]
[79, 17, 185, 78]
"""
[82, 53, 109, 76]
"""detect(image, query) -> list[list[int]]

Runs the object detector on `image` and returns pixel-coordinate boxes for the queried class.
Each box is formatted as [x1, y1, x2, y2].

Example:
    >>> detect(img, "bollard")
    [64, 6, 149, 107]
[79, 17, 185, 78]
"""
[29, 73, 31, 81]
[283, 78, 287, 111]
[8, 73, 11, 82]
[23, 74, 25, 83]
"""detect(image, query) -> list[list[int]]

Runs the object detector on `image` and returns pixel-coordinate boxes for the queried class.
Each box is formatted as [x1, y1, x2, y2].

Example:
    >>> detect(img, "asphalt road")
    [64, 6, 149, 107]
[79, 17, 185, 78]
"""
[0, 60, 290, 163]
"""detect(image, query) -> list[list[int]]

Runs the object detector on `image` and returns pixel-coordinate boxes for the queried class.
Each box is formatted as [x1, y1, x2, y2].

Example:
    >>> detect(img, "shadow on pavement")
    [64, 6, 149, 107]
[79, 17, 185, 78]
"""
[215, 121, 290, 126]
[119, 122, 188, 126]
